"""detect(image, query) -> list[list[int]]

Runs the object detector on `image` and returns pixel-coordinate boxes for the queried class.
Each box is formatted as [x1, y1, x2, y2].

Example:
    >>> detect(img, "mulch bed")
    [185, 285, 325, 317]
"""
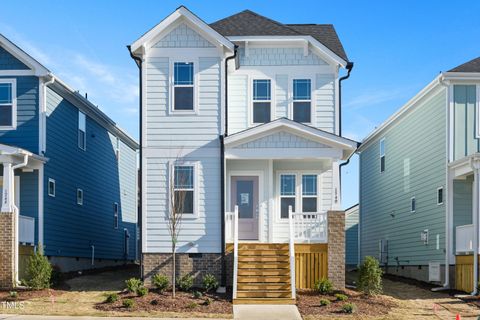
[96, 289, 232, 315]
[0, 288, 67, 302]
[296, 289, 396, 317]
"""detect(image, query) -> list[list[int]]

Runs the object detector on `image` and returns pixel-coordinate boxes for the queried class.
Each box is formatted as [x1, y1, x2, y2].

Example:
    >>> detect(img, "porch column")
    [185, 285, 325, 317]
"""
[471, 159, 480, 295]
[327, 210, 345, 290]
[0, 162, 16, 289]
[1, 162, 15, 213]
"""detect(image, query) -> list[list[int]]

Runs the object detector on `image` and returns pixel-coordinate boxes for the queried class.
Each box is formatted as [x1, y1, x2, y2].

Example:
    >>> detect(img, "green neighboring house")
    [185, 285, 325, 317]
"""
[358, 57, 480, 293]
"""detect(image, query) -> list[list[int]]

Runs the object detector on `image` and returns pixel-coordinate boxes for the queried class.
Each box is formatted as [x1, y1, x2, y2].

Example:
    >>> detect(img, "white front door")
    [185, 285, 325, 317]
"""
[231, 176, 259, 240]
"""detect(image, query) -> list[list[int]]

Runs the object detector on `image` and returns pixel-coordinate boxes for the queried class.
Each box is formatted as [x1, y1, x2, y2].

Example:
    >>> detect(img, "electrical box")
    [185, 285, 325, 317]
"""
[428, 262, 441, 282]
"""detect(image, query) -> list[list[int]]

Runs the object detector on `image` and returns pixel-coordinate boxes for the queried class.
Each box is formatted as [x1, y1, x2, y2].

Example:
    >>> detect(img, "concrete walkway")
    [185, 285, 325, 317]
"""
[1, 316, 231, 320]
[233, 305, 302, 320]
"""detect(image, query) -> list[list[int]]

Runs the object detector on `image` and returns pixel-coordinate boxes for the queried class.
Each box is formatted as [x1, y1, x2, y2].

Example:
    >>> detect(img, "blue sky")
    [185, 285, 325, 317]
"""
[2, 0, 480, 208]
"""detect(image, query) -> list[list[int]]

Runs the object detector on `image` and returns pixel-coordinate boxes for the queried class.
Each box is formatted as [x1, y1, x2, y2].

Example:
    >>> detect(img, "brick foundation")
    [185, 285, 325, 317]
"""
[327, 210, 345, 290]
[143, 253, 223, 287]
[0, 212, 16, 289]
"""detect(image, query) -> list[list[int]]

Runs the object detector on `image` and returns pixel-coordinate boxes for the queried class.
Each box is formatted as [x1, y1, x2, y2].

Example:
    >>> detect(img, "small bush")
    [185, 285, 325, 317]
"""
[177, 274, 194, 292]
[358, 256, 383, 295]
[105, 293, 119, 303]
[123, 299, 135, 309]
[314, 278, 333, 294]
[24, 249, 52, 289]
[202, 274, 219, 292]
[335, 293, 348, 301]
[342, 303, 356, 314]
[50, 265, 64, 288]
[203, 297, 212, 306]
[125, 278, 143, 293]
[186, 302, 198, 309]
[319, 298, 330, 306]
[137, 286, 149, 297]
[193, 290, 202, 299]
[9, 291, 18, 299]
[152, 274, 169, 293]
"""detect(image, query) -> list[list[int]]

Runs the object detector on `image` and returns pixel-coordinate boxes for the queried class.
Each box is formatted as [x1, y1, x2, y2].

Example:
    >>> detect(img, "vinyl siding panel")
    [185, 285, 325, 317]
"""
[275, 75, 288, 119]
[227, 74, 248, 134]
[0, 47, 29, 70]
[315, 74, 335, 133]
[452, 178, 473, 253]
[238, 47, 327, 66]
[345, 206, 359, 266]
[360, 88, 447, 265]
[153, 23, 215, 48]
[453, 85, 479, 161]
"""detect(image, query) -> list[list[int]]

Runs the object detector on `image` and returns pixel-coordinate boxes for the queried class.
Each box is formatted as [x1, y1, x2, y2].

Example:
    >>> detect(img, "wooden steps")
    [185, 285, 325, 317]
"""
[234, 243, 292, 304]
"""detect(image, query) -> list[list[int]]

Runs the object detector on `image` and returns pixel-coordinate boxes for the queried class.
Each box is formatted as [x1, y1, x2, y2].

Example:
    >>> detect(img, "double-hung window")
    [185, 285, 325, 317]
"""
[302, 175, 317, 212]
[293, 79, 311, 123]
[252, 79, 271, 123]
[280, 174, 296, 219]
[173, 165, 195, 215]
[380, 138, 385, 173]
[0, 79, 16, 129]
[173, 62, 194, 111]
[78, 111, 86, 150]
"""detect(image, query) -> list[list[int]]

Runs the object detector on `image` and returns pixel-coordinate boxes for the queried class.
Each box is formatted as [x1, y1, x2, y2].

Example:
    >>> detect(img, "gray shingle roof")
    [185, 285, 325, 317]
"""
[209, 10, 348, 62]
[448, 57, 480, 72]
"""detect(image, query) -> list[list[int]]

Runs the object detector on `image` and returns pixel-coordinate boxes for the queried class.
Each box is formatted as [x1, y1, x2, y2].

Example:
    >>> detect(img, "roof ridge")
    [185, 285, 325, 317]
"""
[286, 23, 333, 26]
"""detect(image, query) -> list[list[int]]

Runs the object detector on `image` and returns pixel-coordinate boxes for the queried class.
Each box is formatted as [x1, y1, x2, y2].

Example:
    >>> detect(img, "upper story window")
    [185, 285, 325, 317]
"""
[293, 79, 311, 123]
[78, 111, 86, 150]
[252, 79, 271, 124]
[302, 174, 317, 212]
[173, 165, 195, 215]
[114, 202, 119, 229]
[380, 138, 385, 173]
[173, 62, 194, 111]
[280, 174, 296, 219]
[0, 79, 16, 129]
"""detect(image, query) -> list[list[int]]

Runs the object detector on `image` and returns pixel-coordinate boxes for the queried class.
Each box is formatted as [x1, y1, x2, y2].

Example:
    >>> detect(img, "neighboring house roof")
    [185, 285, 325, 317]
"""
[209, 10, 348, 62]
[345, 203, 359, 214]
[448, 56, 480, 73]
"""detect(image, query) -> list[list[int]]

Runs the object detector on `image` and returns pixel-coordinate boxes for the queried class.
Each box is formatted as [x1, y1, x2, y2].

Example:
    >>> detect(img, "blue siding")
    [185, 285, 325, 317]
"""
[0, 76, 39, 153]
[44, 87, 137, 261]
[18, 170, 39, 244]
[0, 47, 29, 70]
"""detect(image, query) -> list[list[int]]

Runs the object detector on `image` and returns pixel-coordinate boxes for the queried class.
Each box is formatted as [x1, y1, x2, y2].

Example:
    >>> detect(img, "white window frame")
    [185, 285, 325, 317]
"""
[411, 196, 416, 213]
[0, 79, 17, 130]
[279, 173, 297, 220]
[291, 77, 314, 125]
[170, 60, 198, 115]
[115, 137, 120, 161]
[380, 138, 385, 173]
[250, 77, 274, 125]
[170, 161, 199, 218]
[301, 174, 319, 213]
[76, 188, 83, 205]
[48, 178, 55, 197]
[114, 202, 119, 229]
[437, 187, 444, 205]
[78, 111, 86, 150]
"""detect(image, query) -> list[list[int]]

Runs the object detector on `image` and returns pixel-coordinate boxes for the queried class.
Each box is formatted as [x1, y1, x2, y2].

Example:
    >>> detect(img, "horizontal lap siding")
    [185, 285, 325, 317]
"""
[453, 179, 473, 253]
[44, 88, 137, 260]
[360, 89, 447, 265]
[345, 207, 359, 265]
[0, 47, 29, 70]
[228, 75, 248, 134]
[18, 170, 39, 244]
[316, 74, 335, 133]
[275, 75, 288, 119]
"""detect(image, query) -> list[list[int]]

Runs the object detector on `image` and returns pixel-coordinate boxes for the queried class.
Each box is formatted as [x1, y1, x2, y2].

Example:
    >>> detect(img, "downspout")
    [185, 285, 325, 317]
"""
[221, 46, 237, 287]
[338, 62, 354, 137]
[470, 158, 480, 296]
[12, 154, 28, 285]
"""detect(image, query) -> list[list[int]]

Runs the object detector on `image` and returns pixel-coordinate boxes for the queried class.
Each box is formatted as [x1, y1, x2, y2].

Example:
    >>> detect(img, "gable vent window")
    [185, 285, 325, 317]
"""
[293, 79, 311, 123]
[114, 202, 119, 229]
[380, 138, 385, 173]
[173, 62, 194, 111]
[411, 197, 416, 213]
[0, 79, 16, 129]
[253, 79, 271, 124]
[78, 111, 86, 150]
[437, 187, 444, 205]
[77, 188, 83, 205]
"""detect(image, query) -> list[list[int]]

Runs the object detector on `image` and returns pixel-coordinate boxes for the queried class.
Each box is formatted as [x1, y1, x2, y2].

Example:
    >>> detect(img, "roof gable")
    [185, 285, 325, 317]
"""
[0, 34, 50, 76]
[233, 131, 331, 150]
[0, 46, 30, 70]
[152, 22, 215, 48]
[449, 57, 480, 73]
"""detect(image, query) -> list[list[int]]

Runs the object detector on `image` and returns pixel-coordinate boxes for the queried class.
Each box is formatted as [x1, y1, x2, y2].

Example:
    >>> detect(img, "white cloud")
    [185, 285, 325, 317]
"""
[344, 87, 410, 111]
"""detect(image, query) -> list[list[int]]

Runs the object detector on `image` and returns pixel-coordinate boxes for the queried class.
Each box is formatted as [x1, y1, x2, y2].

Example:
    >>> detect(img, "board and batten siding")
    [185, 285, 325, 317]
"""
[360, 88, 447, 266]
[44, 87, 137, 260]
[453, 85, 480, 161]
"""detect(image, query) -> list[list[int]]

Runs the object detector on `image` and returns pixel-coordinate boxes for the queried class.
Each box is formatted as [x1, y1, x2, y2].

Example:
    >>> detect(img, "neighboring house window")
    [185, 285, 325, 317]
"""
[302, 175, 317, 212]
[48, 178, 55, 197]
[253, 79, 271, 123]
[411, 197, 416, 212]
[0, 79, 16, 129]
[77, 189, 83, 205]
[380, 138, 385, 173]
[115, 137, 120, 161]
[124, 228, 130, 256]
[173, 165, 195, 214]
[78, 111, 86, 150]
[114, 202, 119, 229]
[293, 79, 311, 123]
[280, 174, 296, 219]
[437, 187, 444, 205]
[173, 62, 194, 111]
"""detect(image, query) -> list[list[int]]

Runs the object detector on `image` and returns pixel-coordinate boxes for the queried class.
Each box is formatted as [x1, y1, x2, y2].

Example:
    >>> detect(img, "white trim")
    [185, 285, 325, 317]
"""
[0, 78, 17, 130]
[76, 188, 83, 205]
[38, 164, 44, 246]
[169, 161, 200, 218]
[476, 84, 480, 138]
[268, 159, 274, 243]
[437, 186, 444, 205]
[0, 70, 35, 76]
[225, 148, 342, 160]
[78, 111, 86, 150]
[0, 34, 50, 76]
[290, 77, 314, 125]
[170, 60, 198, 114]
[379, 138, 385, 173]
[250, 77, 274, 126]
[48, 178, 55, 197]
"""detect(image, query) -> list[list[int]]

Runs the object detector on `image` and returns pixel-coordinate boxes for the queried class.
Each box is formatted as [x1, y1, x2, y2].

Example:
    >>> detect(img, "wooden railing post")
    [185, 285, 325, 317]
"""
[233, 205, 239, 299]
[288, 205, 296, 299]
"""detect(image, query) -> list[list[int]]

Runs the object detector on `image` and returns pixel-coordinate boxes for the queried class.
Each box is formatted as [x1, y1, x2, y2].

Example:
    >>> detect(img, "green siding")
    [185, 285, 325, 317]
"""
[360, 88, 447, 266]
[452, 177, 473, 253]
[453, 85, 479, 161]
[345, 205, 359, 266]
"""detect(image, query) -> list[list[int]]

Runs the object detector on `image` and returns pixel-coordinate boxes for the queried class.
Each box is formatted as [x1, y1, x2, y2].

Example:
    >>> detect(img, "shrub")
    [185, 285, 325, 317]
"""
[125, 278, 143, 294]
[9, 291, 18, 300]
[314, 278, 333, 294]
[24, 249, 52, 289]
[358, 256, 383, 295]
[137, 286, 149, 297]
[152, 274, 169, 293]
[319, 298, 330, 306]
[335, 293, 348, 301]
[202, 274, 219, 292]
[342, 303, 356, 314]
[50, 265, 64, 288]
[105, 293, 119, 303]
[123, 299, 135, 309]
[203, 297, 212, 306]
[187, 302, 198, 309]
[177, 274, 194, 292]
[193, 290, 202, 299]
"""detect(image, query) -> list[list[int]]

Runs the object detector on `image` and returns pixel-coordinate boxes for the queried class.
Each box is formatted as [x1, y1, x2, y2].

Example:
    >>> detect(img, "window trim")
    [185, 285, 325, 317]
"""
[78, 111, 86, 151]
[380, 138, 385, 173]
[48, 178, 55, 197]
[0, 79, 17, 130]
[170, 161, 199, 218]
[170, 60, 198, 115]
[279, 173, 297, 220]
[437, 187, 444, 205]
[411, 196, 416, 213]
[291, 78, 314, 125]
[76, 188, 83, 205]
[114, 202, 119, 229]
[301, 174, 319, 213]
[250, 77, 274, 125]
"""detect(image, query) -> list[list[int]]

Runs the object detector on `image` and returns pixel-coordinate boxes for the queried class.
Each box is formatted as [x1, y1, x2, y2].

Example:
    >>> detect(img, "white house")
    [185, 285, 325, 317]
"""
[129, 6, 357, 304]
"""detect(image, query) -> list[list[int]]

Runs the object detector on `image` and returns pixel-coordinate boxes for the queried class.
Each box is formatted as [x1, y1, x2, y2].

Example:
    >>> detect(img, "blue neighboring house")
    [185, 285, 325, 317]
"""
[0, 34, 138, 286]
